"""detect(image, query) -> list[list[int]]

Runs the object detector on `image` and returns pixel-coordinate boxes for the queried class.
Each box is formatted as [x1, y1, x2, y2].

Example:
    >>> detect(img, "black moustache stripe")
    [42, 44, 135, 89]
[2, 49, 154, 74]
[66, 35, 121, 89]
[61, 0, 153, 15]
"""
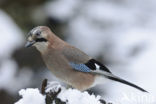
[36, 38, 47, 42]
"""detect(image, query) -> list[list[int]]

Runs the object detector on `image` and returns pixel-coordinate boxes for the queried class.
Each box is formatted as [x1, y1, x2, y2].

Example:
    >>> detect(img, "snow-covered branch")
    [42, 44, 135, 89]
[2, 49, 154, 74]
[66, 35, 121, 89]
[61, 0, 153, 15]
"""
[15, 79, 112, 104]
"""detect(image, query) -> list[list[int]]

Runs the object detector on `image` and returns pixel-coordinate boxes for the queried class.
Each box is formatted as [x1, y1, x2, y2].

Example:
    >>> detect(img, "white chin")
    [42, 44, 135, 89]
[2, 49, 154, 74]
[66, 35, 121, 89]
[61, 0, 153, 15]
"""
[34, 42, 48, 53]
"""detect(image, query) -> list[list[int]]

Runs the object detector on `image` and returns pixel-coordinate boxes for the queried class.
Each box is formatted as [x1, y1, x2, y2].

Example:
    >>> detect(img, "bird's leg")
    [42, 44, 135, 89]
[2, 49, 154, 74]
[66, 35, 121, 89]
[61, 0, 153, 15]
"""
[66, 85, 74, 90]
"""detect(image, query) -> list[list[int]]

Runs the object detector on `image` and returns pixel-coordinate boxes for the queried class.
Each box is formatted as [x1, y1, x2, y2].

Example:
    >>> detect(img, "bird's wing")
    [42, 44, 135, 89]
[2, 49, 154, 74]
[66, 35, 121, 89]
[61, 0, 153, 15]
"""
[69, 59, 148, 92]
[62, 46, 112, 74]
[69, 59, 112, 74]
[62, 46, 148, 92]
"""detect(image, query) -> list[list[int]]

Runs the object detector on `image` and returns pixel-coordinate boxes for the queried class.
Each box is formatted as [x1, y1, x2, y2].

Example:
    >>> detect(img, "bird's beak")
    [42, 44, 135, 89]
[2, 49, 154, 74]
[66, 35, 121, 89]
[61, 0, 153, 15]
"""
[25, 41, 36, 48]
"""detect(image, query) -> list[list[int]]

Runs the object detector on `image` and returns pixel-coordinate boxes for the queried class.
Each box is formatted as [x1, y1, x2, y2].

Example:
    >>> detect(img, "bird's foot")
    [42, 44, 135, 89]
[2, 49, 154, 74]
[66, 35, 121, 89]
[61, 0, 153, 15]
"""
[41, 79, 66, 104]
[45, 81, 62, 93]
[66, 85, 74, 90]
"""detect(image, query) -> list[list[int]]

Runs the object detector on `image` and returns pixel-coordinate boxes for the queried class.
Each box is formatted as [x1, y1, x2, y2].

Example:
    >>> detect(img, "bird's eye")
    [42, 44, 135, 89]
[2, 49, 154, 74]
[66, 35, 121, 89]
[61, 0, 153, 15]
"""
[36, 31, 41, 36]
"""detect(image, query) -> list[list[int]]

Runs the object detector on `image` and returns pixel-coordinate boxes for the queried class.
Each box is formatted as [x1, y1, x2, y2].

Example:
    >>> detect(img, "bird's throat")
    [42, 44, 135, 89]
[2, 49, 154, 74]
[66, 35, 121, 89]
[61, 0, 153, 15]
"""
[35, 42, 48, 54]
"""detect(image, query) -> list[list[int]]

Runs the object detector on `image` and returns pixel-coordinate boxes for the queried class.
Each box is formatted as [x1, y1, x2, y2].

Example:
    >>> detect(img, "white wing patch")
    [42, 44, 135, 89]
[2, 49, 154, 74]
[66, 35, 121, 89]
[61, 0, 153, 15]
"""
[95, 63, 100, 69]
[92, 63, 111, 75]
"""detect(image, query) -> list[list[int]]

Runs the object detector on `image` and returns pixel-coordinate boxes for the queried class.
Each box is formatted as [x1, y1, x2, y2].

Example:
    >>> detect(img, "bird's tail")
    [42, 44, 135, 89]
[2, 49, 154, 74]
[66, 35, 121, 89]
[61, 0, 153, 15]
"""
[105, 74, 148, 93]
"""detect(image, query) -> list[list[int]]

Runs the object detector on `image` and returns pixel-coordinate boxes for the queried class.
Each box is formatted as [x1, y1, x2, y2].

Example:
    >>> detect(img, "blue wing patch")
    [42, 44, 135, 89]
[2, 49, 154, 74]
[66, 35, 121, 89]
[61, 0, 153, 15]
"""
[69, 62, 91, 72]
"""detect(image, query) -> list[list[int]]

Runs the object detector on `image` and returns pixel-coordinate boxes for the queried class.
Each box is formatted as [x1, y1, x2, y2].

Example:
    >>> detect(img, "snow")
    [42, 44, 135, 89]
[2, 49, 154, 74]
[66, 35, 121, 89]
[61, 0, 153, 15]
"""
[110, 92, 156, 104]
[0, 10, 33, 93]
[46, 81, 102, 104]
[0, 59, 33, 93]
[45, 81, 63, 93]
[104, 30, 156, 104]
[58, 89, 101, 104]
[44, 0, 80, 21]
[0, 10, 23, 58]
[15, 88, 45, 104]
[15, 81, 102, 104]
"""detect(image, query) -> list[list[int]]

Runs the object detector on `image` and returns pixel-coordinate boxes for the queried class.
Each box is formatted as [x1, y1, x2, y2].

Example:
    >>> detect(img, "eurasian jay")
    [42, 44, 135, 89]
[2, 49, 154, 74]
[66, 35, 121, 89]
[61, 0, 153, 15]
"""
[25, 26, 147, 92]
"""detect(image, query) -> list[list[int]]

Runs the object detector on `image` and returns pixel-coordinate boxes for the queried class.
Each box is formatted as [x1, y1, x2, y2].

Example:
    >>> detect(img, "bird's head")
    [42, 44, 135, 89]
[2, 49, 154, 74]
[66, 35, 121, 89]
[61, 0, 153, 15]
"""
[25, 26, 51, 52]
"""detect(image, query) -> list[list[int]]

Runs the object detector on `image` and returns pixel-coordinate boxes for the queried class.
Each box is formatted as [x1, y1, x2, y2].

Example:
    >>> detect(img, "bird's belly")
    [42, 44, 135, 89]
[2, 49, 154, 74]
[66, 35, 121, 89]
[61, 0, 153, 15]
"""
[66, 72, 96, 91]
[46, 63, 96, 91]
[42, 54, 96, 91]
[46, 64, 69, 80]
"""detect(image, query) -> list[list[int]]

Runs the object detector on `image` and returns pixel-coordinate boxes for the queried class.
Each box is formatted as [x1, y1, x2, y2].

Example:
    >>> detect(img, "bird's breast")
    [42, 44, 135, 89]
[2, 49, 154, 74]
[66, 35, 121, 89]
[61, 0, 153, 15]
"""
[42, 50, 72, 80]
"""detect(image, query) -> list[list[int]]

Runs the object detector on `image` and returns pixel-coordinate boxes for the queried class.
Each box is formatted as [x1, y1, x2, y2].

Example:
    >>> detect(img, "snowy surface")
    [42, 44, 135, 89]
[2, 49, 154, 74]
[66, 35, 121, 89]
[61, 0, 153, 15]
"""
[15, 81, 102, 104]
[46, 81, 102, 104]
[58, 89, 101, 104]
[15, 88, 45, 104]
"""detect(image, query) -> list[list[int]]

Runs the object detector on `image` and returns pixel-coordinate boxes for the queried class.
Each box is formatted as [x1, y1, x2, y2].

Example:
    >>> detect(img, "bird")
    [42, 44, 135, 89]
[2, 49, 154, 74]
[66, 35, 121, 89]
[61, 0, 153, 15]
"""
[25, 26, 148, 92]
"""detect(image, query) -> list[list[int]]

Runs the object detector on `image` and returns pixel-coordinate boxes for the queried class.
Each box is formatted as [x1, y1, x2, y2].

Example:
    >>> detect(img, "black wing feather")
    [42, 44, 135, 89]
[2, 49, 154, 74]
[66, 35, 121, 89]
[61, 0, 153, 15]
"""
[85, 59, 112, 73]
